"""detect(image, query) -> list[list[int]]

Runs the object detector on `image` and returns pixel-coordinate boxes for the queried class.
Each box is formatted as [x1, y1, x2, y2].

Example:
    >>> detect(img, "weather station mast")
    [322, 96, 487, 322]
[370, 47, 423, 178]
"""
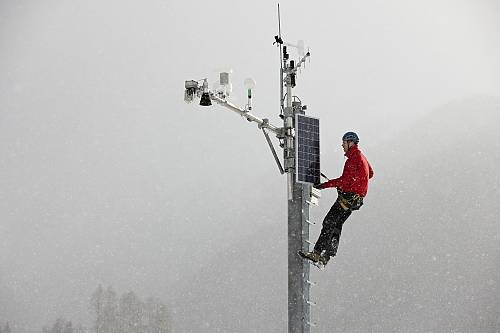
[183, 6, 322, 333]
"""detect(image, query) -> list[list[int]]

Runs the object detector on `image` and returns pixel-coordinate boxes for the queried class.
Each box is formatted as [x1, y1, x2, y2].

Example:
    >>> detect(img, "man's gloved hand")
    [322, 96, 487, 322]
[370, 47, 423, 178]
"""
[313, 183, 324, 190]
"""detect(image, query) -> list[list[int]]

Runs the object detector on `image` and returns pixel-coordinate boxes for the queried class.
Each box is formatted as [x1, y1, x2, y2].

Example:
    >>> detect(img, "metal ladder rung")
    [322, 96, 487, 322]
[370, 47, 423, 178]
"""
[307, 300, 317, 306]
[305, 239, 313, 245]
[305, 219, 316, 225]
[306, 280, 317, 286]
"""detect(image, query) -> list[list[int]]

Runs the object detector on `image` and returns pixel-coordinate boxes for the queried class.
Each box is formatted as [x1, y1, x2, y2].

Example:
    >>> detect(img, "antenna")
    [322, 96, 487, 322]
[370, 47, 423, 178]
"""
[278, 3, 282, 37]
[275, 3, 284, 118]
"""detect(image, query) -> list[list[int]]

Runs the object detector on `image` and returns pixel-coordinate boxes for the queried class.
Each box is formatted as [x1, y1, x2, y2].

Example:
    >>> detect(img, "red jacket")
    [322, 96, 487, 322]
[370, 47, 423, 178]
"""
[320, 145, 373, 197]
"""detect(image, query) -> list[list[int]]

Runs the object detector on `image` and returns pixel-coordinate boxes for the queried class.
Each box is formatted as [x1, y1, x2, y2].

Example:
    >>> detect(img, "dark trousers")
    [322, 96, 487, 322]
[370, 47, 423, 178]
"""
[314, 197, 352, 257]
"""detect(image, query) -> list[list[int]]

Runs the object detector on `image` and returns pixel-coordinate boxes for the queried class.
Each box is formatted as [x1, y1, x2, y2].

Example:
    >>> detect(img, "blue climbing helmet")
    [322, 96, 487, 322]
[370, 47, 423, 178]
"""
[342, 131, 359, 144]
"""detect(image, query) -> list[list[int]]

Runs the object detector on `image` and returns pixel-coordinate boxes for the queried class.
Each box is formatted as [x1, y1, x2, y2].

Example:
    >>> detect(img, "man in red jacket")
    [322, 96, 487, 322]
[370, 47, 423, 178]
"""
[299, 132, 374, 267]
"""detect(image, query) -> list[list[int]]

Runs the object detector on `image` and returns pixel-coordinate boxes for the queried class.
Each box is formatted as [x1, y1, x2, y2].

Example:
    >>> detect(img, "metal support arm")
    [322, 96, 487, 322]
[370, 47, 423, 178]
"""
[262, 128, 285, 174]
[210, 94, 281, 135]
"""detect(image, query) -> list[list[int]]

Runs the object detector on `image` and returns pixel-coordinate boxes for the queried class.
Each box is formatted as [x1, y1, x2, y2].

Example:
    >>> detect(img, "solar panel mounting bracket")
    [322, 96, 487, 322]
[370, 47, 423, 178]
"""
[261, 123, 285, 175]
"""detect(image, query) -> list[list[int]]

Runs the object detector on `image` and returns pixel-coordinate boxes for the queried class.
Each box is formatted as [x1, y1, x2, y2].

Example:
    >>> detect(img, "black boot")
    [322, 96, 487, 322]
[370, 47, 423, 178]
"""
[319, 254, 330, 266]
[298, 250, 322, 263]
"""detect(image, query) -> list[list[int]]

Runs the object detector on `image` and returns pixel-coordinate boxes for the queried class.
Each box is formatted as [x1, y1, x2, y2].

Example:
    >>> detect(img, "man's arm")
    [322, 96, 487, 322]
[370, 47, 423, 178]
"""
[317, 177, 342, 189]
[317, 158, 353, 189]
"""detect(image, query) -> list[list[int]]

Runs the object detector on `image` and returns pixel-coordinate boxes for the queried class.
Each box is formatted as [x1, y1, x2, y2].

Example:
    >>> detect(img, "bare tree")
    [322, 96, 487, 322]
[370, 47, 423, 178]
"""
[90, 285, 104, 333]
[144, 298, 170, 333]
[119, 291, 144, 333]
[89, 286, 170, 333]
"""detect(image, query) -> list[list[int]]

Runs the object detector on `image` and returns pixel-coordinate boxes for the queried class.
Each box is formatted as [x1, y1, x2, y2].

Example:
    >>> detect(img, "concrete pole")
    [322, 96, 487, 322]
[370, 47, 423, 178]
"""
[288, 181, 311, 333]
[284, 80, 311, 333]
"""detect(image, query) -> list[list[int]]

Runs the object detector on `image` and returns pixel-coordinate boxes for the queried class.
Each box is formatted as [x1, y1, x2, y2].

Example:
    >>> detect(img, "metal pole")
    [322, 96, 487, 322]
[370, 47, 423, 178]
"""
[288, 182, 311, 333]
[284, 76, 311, 333]
[184, 34, 314, 332]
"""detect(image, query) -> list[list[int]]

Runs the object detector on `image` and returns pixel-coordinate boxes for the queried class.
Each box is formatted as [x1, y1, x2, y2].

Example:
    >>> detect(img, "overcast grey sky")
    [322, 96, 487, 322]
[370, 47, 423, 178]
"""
[1, 1, 500, 332]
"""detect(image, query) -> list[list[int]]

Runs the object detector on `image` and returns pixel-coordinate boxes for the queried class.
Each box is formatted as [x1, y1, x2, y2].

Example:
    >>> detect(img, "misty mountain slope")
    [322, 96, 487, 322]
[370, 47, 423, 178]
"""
[171, 97, 500, 332]
[314, 97, 500, 332]
[374, 97, 500, 249]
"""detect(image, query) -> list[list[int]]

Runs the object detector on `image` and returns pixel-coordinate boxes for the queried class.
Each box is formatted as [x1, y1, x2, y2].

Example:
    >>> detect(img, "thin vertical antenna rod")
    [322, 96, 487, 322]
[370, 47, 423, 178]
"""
[278, 3, 282, 37]
[278, 3, 284, 116]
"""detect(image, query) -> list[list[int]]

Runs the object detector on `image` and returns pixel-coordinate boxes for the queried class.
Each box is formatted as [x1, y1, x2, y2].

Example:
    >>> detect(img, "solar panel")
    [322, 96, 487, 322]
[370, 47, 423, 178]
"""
[295, 114, 320, 185]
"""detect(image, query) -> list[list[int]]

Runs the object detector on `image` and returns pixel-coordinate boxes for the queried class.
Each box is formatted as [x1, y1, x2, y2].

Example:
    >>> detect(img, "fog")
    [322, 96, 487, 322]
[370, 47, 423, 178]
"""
[1, 1, 499, 332]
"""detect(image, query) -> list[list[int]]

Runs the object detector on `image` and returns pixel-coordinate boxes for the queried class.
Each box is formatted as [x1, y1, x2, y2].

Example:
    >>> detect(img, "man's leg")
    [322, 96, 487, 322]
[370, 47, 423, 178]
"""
[327, 205, 352, 257]
[314, 199, 352, 257]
